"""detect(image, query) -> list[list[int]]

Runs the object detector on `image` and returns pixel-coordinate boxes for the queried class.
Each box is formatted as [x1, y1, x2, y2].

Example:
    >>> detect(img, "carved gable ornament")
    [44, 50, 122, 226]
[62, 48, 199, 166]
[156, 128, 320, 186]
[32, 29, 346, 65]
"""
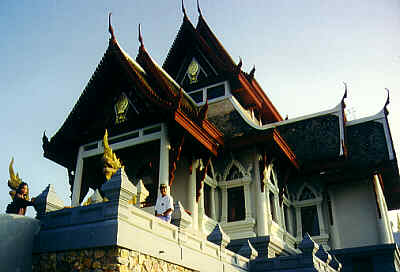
[114, 93, 129, 124]
[187, 59, 200, 84]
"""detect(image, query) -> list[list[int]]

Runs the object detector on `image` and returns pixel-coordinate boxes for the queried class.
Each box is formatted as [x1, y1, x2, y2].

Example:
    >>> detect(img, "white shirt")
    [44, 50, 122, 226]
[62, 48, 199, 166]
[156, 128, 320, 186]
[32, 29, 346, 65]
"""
[155, 194, 174, 215]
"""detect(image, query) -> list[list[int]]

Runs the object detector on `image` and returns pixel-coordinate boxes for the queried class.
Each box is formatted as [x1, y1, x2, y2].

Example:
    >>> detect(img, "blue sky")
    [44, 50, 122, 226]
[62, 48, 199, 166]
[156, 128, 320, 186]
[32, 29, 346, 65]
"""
[1, 1, 399, 223]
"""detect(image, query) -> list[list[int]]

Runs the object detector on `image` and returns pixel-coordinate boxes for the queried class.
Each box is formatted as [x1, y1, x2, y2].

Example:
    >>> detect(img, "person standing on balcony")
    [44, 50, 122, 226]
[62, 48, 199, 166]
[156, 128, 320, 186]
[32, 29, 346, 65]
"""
[155, 184, 174, 222]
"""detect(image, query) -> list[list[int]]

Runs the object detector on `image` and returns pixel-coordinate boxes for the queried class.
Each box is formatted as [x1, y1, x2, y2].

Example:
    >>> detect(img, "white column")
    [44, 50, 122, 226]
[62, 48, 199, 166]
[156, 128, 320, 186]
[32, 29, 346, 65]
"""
[373, 175, 391, 244]
[254, 152, 267, 236]
[265, 188, 271, 221]
[210, 186, 216, 220]
[199, 186, 205, 232]
[71, 146, 84, 207]
[221, 187, 228, 223]
[158, 123, 170, 197]
[296, 207, 302, 239]
[244, 183, 252, 220]
[328, 195, 341, 249]
[188, 159, 199, 230]
[317, 203, 326, 235]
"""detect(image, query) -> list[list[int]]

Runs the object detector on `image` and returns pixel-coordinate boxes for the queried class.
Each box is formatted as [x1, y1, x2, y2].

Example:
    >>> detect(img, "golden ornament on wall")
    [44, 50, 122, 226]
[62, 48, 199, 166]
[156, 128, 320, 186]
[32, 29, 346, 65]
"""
[115, 93, 129, 124]
[188, 60, 200, 84]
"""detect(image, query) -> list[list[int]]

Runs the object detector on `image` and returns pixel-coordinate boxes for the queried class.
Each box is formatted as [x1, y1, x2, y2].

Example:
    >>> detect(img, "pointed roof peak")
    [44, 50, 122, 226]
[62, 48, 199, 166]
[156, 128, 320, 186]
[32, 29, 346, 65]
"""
[182, 0, 188, 18]
[342, 82, 348, 100]
[197, 0, 203, 17]
[138, 24, 144, 48]
[249, 65, 256, 79]
[108, 12, 116, 41]
[384, 88, 390, 115]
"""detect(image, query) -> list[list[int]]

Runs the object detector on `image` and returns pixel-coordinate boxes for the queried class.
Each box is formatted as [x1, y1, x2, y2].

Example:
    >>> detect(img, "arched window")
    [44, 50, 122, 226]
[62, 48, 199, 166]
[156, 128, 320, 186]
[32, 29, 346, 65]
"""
[296, 185, 324, 238]
[220, 159, 250, 223]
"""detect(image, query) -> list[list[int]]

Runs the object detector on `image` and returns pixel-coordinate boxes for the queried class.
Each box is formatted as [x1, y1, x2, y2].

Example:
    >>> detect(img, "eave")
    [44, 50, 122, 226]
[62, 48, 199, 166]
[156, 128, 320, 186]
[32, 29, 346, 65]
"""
[225, 128, 299, 170]
[174, 108, 223, 156]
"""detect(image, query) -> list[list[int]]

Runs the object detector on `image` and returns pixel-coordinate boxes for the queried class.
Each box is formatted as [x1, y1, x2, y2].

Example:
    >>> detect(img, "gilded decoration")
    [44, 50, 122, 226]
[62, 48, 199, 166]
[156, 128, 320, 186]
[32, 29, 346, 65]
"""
[187, 59, 200, 84]
[8, 158, 28, 200]
[102, 130, 124, 181]
[114, 93, 129, 124]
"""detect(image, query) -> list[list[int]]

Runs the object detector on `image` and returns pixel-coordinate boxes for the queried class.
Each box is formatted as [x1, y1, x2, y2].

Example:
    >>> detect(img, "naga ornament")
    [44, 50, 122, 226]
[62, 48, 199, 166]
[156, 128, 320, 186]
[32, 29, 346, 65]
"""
[8, 158, 28, 200]
[102, 130, 124, 180]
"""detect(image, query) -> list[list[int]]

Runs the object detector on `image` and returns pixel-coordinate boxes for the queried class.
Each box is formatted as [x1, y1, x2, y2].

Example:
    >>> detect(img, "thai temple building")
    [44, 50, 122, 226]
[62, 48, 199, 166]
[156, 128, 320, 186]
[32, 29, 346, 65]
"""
[17, 3, 399, 272]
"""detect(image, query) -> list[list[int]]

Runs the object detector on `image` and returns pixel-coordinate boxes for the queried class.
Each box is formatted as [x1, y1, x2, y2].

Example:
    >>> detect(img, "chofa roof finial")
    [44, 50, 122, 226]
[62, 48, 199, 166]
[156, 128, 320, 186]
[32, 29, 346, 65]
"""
[138, 24, 144, 48]
[342, 82, 348, 100]
[384, 88, 390, 115]
[108, 12, 115, 40]
[249, 65, 256, 80]
[237, 57, 243, 69]
[197, 0, 202, 16]
[182, 0, 188, 18]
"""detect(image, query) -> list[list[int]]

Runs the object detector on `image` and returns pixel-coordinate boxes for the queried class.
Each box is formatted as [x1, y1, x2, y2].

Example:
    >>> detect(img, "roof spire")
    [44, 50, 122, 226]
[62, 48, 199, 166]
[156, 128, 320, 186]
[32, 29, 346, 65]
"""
[384, 88, 390, 115]
[182, 0, 188, 18]
[138, 24, 144, 48]
[108, 12, 115, 40]
[249, 65, 256, 80]
[342, 82, 348, 101]
[197, 0, 202, 16]
[235, 57, 242, 74]
[237, 57, 242, 69]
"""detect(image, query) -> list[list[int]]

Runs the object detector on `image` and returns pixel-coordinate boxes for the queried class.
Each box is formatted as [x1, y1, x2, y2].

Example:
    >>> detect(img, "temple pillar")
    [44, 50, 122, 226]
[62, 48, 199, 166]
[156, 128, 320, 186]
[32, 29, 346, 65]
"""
[254, 152, 267, 236]
[158, 123, 170, 197]
[199, 186, 205, 232]
[373, 174, 391, 244]
[210, 186, 216, 220]
[188, 159, 199, 230]
[244, 183, 252, 220]
[71, 146, 84, 207]
[265, 187, 272, 232]
[317, 203, 326, 235]
[221, 188, 228, 223]
[296, 207, 302, 239]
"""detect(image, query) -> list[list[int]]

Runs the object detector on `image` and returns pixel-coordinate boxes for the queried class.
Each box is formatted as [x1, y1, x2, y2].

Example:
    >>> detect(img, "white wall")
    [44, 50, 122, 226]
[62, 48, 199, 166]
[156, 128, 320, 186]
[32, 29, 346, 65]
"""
[170, 158, 190, 209]
[329, 179, 380, 249]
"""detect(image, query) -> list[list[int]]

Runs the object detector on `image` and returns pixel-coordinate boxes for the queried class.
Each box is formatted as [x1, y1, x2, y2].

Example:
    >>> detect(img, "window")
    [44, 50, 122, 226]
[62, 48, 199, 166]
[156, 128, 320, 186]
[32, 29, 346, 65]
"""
[295, 185, 325, 238]
[187, 82, 227, 105]
[189, 90, 203, 103]
[228, 187, 245, 222]
[300, 206, 320, 236]
[207, 84, 225, 100]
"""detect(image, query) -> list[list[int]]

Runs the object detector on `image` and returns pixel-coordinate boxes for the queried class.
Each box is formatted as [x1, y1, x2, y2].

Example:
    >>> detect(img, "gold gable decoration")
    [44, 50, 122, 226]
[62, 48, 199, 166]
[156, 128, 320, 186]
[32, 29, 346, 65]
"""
[8, 158, 28, 200]
[102, 129, 124, 181]
[114, 93, 129, 124]
[187, 59, 200, 84]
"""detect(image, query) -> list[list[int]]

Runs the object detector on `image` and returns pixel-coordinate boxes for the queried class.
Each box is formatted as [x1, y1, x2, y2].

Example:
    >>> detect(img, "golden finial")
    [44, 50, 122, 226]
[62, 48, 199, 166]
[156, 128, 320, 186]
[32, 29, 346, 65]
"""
[102, 130, 124, 180]
[8, 158, 28, 200]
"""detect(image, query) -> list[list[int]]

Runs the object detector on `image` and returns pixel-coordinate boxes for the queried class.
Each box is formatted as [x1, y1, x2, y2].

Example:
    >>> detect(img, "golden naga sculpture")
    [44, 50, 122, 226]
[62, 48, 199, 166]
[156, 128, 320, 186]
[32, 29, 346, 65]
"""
[102, 129, 124, 180]
[8, 158, 28, 200]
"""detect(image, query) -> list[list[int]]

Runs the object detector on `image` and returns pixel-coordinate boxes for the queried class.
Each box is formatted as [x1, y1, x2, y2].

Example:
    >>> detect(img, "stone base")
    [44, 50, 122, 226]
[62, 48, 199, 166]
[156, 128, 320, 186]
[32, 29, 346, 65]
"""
[32, 246, 194, 272]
